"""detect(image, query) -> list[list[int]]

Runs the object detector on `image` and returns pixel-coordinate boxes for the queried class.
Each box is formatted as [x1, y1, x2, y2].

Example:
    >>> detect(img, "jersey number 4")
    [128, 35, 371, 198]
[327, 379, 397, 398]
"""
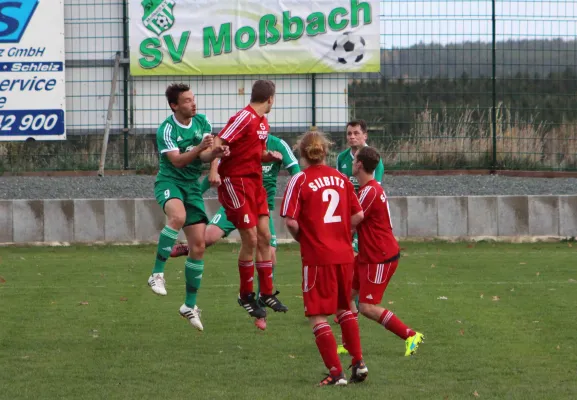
[322, 188, 342, 223]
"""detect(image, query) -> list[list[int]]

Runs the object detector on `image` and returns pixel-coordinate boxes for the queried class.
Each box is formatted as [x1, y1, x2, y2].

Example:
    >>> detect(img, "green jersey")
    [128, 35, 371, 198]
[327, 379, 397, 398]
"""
[263, 135, 300, 208]
[336, 146, 384, 191]
[156, 114, 212, 182]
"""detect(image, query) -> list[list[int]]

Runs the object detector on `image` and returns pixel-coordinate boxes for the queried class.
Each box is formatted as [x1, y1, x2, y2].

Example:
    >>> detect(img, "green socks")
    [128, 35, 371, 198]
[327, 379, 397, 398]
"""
[185, 258, 204, 308]
[152, 226, 179, 274]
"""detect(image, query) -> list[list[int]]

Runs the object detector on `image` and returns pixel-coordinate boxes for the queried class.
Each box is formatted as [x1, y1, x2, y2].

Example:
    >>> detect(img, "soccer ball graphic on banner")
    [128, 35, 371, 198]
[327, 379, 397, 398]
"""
[155, 15, 170, 28]
[332, 32, 367, 65]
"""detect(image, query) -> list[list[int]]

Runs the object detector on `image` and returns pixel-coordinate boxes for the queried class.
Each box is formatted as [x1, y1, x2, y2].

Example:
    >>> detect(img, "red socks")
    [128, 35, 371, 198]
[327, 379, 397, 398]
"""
[255, 260, 273, 295]
[379, 309, 415, 340]
[337, 310, 363, 365]
[238, 260, 254, 297]
[313, 322, 342, 376]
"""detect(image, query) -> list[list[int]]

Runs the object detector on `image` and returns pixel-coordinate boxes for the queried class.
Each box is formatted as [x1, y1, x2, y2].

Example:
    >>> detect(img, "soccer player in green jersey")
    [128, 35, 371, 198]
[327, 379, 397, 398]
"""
[171, 134, 301, 295]
[148, 83, 228, 331]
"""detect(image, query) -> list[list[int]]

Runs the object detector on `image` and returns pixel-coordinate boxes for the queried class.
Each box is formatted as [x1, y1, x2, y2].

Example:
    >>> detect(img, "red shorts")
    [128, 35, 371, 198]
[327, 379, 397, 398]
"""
[218, 177, 268, 230]
[352, 260, 398, 305]
[302, 264, 353, 317]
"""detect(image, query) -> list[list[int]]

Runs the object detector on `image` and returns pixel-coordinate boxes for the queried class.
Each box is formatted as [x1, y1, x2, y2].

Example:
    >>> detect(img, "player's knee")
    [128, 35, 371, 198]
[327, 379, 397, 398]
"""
[167, 213, 186, 230]
[257, 230, 271, 248]
[308, 315, 327, 328]
[358, 302, 376, 318]
[205, 226, 223, 247]
[242, 230, 258, 250]
[190, 240, 206, 258]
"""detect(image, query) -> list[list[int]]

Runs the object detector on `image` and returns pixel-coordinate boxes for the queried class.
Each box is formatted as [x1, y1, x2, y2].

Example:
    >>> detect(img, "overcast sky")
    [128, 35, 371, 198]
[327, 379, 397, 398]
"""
[380, 0, 576, 47]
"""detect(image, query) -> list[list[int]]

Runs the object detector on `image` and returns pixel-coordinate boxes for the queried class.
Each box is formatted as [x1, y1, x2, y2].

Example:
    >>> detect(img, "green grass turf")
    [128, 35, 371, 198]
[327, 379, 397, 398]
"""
[1, 242, 576, 400]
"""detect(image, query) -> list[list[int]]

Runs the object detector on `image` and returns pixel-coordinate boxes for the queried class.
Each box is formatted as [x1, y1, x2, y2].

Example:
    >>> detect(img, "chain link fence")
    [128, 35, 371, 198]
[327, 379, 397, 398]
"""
[1, 0, 575, 173]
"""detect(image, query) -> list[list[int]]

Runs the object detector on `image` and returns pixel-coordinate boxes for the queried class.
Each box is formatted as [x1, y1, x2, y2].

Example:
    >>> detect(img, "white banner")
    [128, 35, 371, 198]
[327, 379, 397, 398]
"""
[130, 0, 380, 76]
[0, 0, 66, 141]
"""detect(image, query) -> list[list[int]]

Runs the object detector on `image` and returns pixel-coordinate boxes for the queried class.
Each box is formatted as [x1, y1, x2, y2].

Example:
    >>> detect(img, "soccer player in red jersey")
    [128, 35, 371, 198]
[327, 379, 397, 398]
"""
[352, 146, 425, 356]
[211, 80, 288, 326]
[281, 131, 368, 386]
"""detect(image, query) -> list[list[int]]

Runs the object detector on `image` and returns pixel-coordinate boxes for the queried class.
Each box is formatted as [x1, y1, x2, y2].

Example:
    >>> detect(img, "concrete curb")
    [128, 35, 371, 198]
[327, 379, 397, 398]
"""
[1, 196, 575, 245]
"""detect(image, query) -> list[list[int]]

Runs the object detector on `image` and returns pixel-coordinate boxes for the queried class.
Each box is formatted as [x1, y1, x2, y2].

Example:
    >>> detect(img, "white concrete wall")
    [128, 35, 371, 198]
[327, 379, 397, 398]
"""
[1, 196, 575, 244]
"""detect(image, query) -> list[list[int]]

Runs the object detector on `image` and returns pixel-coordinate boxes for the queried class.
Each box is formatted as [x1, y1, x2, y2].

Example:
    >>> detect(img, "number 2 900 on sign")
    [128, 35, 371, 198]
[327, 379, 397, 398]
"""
[0, 110, 65, 135]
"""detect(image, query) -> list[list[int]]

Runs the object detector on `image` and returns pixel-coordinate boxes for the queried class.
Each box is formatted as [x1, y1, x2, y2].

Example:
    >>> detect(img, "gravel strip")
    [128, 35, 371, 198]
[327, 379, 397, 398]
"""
[1, 175, 576, 200]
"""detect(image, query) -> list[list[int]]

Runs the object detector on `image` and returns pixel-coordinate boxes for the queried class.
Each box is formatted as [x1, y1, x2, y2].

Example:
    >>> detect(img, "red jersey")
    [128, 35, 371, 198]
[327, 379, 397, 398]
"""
[217, 105, 268, 178]
[281, 164, 362, 265]
[356, 179, 400, 263]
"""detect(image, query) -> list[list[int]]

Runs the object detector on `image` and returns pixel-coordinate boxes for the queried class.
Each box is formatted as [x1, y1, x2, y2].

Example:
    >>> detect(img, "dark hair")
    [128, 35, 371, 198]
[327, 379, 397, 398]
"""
[356, 146, 380, 174]
[347, 119, 368, 133]
[296, 130, 332, 165]
[165, 83, 190, 111]
[250, 80, 276, 103]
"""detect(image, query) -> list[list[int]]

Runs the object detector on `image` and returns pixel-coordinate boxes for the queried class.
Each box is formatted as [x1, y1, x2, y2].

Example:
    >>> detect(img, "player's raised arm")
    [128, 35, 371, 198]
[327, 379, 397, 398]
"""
[279, 138, 301, 175]
[262, 149, 282, 163]
[199, 135, 229, 162]
[165, 133, 213, 168]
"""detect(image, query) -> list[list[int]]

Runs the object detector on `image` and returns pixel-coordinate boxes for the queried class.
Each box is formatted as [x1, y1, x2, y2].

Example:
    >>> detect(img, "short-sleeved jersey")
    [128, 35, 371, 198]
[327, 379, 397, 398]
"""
[281, 164, 362, 265]
[356, 179, 399, 263]
[336, 147, 384, 191]
[198, 135, 300, 206]
[263, 135, 300, 209]
[217, 105, 268, 179]
[156, 114, 212, 181]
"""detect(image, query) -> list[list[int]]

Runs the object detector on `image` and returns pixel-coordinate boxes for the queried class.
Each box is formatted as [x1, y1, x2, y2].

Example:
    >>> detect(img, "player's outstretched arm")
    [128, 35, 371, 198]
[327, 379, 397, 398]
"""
[262, 150, 283, 163]
[279, 138, 300, 174]
[200, 136, 230, 162]
[166, 134, 213, 168]
[285, 218, 300, 242]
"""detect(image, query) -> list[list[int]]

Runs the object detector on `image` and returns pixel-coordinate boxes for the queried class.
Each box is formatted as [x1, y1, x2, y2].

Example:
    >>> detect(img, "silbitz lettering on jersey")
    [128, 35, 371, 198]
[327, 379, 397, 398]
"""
[308, 175, 346, 192]
[138, 0, 372, 68]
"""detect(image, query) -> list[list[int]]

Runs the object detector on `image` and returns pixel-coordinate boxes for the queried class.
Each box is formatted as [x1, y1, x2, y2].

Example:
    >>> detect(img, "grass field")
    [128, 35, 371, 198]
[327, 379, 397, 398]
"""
[1, 242, 576, 400]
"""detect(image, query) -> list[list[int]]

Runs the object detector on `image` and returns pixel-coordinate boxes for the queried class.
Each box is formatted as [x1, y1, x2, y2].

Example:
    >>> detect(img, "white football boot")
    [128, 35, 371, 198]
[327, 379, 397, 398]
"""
[148, 273, 167, 296]
[179, 304, 204, 331]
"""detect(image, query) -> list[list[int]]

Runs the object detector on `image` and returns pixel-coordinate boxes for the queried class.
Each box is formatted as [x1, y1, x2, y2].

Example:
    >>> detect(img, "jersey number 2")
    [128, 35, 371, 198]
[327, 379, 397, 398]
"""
[322, 189, 342, 223]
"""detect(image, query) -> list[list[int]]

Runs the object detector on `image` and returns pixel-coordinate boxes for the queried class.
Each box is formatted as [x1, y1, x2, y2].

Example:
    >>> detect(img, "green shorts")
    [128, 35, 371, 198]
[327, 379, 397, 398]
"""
[154, 179, 208, 226]
[209, 205, 277, 248]
[352, 232, 359, 253]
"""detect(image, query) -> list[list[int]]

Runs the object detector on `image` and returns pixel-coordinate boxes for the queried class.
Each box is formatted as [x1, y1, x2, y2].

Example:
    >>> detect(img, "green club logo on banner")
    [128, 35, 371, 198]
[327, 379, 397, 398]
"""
[141, 0, 175, 36]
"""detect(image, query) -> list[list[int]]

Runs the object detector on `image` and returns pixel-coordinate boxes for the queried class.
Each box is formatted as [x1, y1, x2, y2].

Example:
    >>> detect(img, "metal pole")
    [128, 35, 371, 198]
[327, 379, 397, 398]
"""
[491, 0, 497, 170]
[311, 73, 317, 129]
[98, 52, 121, 177]
[122, 0, 130, 169]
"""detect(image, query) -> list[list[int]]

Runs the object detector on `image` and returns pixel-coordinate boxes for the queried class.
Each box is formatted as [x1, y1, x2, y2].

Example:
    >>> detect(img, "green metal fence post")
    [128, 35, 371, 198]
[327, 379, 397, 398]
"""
[123, 0, 130, 170]
[491, 0, 497, 170]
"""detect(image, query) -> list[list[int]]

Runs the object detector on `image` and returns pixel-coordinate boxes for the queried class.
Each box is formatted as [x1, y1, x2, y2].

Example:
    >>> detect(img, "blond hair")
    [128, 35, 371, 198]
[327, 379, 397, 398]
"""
[295, 130, 332, 164]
